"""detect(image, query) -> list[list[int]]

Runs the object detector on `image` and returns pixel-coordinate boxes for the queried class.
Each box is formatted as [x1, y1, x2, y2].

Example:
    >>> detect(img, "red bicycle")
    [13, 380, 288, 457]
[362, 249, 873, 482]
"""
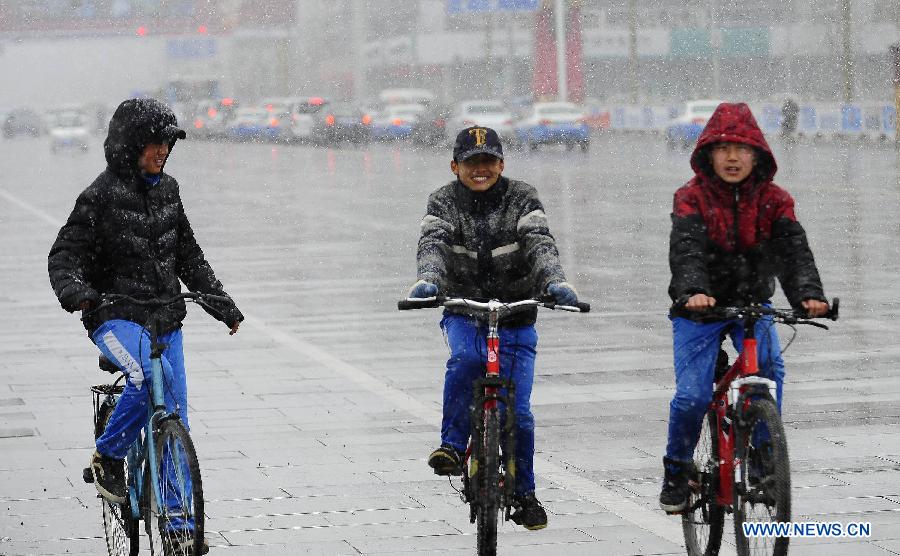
[398, 296, 589, 556]
[679, 300, 838, 556]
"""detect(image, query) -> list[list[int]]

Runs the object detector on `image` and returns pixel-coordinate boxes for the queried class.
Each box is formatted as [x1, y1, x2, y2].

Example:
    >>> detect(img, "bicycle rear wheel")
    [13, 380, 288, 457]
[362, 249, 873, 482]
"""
[96, 402, 139, 556]
[733, 398, 790, 556]
[144, 417, 205, 556]
[683, 410, 725, 556]
[476, 408, 501, 556]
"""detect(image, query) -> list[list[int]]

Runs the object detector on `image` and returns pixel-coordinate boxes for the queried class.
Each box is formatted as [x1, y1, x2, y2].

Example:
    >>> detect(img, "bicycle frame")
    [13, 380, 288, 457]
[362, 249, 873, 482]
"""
[709, 316, 778, 507]
[466, 300, 519, 517]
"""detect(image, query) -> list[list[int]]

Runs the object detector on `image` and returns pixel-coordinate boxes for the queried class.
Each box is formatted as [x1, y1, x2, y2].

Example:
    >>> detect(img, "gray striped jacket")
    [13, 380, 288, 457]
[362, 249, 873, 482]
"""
[416, 177, 566, 325]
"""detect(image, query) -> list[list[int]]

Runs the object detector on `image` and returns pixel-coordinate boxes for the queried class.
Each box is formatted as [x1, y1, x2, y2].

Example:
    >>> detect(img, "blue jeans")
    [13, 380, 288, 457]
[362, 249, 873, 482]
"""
[665, 314, 785, 463]
[92, 319, 193, 530]
[439, 313, 538, 496]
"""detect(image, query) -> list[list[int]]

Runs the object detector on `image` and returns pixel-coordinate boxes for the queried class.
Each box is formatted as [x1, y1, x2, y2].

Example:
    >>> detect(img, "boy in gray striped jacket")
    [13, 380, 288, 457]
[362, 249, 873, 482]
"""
[407, 126, 579, 531]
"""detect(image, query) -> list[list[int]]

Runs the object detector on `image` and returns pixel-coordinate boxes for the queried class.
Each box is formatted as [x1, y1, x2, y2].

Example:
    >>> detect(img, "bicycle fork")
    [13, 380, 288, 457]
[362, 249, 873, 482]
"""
[463, 317, 518, 519]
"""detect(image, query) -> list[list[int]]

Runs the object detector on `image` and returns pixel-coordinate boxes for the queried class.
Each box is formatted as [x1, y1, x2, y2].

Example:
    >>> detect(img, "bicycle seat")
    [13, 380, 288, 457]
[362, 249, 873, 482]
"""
[98, 355, 120, 375]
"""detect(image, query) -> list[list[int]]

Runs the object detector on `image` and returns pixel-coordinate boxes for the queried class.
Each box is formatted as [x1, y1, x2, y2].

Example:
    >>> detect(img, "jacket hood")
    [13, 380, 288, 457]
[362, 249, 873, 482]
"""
[104, 98, 186, 178]
[690, 102, 777, 182]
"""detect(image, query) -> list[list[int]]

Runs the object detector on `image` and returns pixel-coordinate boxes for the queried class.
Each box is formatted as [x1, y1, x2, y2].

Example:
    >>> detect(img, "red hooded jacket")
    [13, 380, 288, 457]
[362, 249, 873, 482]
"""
[668, 102, 825, 311]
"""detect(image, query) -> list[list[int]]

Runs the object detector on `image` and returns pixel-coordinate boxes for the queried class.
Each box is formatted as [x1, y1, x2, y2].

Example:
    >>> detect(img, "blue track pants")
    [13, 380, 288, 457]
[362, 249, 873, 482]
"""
[665, 314, 784, 463]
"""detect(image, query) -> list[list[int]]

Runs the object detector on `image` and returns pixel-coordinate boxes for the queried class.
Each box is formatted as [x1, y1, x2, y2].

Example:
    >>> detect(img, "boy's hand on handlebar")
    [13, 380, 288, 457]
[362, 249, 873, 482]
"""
[547, 281, 579, 306]
[408, 280, 438, 299]
[801, 299, 828, 318]
[685, 293, 716, 311]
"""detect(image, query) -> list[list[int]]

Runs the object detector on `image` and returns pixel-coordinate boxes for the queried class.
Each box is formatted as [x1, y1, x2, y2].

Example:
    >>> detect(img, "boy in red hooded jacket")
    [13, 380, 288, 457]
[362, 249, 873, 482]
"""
[659, 102, 829, 512]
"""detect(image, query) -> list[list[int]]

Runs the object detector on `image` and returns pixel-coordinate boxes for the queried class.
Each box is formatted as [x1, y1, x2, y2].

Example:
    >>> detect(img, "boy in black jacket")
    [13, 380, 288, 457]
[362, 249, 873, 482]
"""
[408, 126, 579, 530]
[49, 98, 241, 550]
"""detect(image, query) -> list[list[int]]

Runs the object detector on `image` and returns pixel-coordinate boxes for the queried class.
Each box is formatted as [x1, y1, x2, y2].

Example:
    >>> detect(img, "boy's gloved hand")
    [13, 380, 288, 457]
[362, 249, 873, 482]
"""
[548, 281, 578, 306]
[408, 280, 438, 299]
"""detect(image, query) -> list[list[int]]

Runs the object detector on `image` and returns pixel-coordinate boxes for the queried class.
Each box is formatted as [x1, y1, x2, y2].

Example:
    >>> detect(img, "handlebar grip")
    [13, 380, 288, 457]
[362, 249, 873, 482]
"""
[825, 297, 839, 321]
[397, 297, 444, 310]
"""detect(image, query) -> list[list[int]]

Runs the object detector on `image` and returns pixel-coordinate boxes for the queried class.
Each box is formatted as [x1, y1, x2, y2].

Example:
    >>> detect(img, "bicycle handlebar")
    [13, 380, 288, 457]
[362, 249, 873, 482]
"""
[699, 297, 839, 327]
[82, 291, 233, 320]
[397, 296, 590, 314]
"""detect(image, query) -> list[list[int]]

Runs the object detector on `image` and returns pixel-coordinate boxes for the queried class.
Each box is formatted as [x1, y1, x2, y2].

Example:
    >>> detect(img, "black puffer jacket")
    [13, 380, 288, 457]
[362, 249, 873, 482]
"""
[48, 98, 243, 334]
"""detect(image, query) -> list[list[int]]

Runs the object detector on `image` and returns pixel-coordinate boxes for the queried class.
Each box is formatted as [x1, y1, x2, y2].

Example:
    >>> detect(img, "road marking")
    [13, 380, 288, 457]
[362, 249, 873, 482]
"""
[243, 314, 685, 546]
[0, 187, 63, 227]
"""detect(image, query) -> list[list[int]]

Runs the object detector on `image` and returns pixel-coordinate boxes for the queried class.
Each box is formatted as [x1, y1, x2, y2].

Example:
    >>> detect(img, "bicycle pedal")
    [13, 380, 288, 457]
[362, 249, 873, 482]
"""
[82, 467, 94, 484]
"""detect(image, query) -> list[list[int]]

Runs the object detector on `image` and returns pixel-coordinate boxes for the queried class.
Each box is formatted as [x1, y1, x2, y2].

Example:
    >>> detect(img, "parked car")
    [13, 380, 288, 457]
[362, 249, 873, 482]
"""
[286, 97, 327, 143]
[3, 108, 44, 138]
[225, 107, 281, 142]
[191, 98, 238, 140]
[447, 100, 515, 143]
[370, 103, 426, 141]
[514, 102, 590, 151]
[409, 104, 451, 147]
[664, 99, 724, 149]
[47, 110, 91, 153]
[310, 102, 370, 145]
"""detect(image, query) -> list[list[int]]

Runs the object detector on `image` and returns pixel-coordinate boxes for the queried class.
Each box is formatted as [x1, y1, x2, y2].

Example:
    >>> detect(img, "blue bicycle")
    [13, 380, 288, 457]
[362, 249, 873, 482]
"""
[83, 292, 228, 556]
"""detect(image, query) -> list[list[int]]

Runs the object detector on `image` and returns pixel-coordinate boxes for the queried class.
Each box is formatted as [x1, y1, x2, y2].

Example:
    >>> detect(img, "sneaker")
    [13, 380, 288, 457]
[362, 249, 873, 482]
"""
[428, 445, 463, 476]
[659, 457, 690, 514]
[510, 492, 548, 530]
[164, 531, 210, 556]
[89, 450, 126, 504]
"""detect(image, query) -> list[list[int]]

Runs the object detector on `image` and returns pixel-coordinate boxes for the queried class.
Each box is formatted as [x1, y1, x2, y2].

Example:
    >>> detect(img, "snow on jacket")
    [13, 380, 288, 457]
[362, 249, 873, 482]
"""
[417, 177, 567, 326]
[668, 102, 826, 312]
[48, 98, 243, 334]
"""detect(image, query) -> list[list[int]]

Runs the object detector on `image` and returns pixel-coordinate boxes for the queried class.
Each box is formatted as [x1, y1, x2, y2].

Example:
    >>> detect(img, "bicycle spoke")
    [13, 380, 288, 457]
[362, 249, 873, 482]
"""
[682, 411, 724, 556]
[734, 398, 790, 556]
[145, 418, 204, 556]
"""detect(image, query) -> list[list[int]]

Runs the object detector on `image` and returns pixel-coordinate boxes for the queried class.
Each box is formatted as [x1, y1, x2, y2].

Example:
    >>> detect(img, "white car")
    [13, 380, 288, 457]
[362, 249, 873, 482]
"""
[48, 110, 90, 153]
[514, 102, 590, 151]
[370, 103, 427, 140]
[447, 100, 515, 142]
[286, 97, 327, 142]
[665, 99, 724, 149]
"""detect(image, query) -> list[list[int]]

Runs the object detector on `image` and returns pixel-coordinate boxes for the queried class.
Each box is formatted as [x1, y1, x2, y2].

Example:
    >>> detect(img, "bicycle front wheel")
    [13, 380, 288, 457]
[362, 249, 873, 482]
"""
[96, 402, 139, 556]
[683, 410, 725, 556]
[144, 417, 205, 556]
[476, 408, 501, 556]
[733, 398, 790, 556]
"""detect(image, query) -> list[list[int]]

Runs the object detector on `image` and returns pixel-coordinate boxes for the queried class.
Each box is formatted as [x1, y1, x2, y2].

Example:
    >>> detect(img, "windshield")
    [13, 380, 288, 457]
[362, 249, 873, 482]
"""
[466, 104, 506, 115]
[53, 112, 85, 127]
[536, 105, 582, 116]
[691, 104, 719, 115]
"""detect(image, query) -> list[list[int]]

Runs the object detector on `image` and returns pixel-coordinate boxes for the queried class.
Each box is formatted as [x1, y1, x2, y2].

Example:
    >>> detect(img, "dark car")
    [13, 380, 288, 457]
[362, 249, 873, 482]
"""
[3, 108, 44, 138]
[410, 105, 451, 147]
[311, 102, 371, 145]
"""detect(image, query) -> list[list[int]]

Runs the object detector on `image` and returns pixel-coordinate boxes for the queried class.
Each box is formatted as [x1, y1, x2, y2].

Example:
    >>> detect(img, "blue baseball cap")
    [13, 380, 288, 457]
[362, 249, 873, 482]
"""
[453, 126, 504, 161]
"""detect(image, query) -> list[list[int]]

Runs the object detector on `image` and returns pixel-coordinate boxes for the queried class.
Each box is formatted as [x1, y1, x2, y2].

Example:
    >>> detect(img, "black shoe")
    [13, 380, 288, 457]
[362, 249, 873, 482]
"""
[164, 531, 210, 556]
[428, 445, 463, 476]
[659, 457, 690, 514]
[510, 492, 548, 530]
[89, 450, 126, 504]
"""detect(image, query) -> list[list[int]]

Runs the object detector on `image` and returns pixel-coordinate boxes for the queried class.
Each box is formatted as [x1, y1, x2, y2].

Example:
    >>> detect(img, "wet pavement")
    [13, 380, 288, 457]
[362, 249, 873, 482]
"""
[1, 133, 899, 554]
